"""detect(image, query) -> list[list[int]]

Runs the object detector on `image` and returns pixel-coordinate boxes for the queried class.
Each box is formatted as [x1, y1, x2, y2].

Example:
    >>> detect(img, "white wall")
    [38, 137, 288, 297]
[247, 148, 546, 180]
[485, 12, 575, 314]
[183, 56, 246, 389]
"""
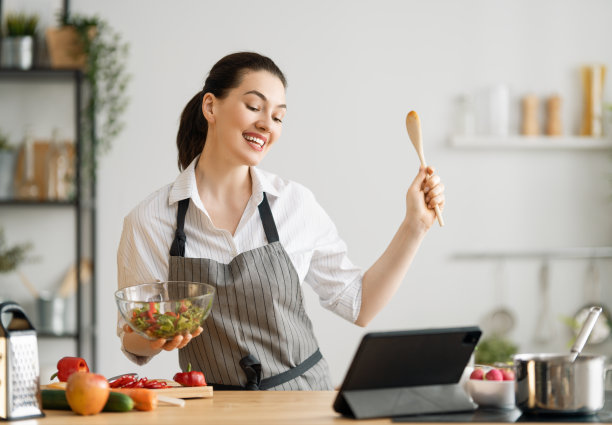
[2, 0, 612, 386]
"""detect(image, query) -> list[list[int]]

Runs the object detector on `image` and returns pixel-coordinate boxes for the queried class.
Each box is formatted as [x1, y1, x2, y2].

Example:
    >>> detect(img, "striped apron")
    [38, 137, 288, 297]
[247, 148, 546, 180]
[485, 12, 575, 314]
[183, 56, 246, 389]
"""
[168, 193, 332, 390]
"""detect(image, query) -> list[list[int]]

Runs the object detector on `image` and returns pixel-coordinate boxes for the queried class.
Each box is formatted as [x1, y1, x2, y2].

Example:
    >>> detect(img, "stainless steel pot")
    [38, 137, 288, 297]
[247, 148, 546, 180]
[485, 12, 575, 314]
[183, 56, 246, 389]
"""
[514, 353, 611, 415]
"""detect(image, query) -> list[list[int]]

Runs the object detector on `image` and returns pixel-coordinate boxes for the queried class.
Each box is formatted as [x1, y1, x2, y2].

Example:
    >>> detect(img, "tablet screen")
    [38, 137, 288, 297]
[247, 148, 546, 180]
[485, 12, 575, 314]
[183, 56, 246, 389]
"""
[337, 326, 481, 391]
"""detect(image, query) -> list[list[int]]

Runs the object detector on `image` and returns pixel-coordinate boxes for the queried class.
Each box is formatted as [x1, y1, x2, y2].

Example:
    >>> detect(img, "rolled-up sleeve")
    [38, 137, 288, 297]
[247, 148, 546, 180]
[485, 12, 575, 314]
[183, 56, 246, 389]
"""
[301, 191, 363, 323]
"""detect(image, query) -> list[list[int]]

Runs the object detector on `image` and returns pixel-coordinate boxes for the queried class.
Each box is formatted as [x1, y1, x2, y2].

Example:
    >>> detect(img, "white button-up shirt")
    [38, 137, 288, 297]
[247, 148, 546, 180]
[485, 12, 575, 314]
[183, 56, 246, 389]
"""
[117, 157, 363, 333]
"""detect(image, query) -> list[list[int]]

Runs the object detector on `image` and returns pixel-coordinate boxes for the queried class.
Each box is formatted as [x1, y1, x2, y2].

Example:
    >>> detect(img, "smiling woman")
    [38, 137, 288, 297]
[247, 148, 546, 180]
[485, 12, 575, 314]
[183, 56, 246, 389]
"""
[116, 51, 445, 391]
[199, 72, 286, 169]
[175, 53, 287, 171]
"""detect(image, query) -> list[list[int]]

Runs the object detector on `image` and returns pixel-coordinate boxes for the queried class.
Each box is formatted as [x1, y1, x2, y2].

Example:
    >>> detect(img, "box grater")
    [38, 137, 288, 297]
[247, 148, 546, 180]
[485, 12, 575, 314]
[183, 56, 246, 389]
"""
[0, 302, 44, 420]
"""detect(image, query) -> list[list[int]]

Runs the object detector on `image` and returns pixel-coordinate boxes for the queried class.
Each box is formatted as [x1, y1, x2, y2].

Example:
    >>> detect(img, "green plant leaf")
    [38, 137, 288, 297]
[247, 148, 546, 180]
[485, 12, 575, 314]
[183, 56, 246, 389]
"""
[0, 228, 32, 273]
[474, 336, 518, 365]
[5, 13, 39, 36]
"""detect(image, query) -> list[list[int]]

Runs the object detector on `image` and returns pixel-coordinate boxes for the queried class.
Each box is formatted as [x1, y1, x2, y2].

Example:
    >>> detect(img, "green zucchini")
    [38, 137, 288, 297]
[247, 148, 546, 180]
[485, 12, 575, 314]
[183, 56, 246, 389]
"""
[41, 389, 134, 412]
[105, 391, 135, 412]
[41, 389, 70, 410]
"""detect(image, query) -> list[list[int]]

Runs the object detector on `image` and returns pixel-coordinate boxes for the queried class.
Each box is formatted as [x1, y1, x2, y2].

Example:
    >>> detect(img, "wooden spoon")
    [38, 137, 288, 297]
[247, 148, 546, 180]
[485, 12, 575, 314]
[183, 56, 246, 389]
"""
[405, 111, 444, 227]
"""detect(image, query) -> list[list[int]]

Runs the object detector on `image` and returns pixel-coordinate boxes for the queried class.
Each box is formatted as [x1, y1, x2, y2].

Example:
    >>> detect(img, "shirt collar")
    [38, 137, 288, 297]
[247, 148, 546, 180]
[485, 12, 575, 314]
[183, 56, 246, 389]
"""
[250, 166, 280, 199]
[168, 155, 201, 207]
[169, 156, 281, 207]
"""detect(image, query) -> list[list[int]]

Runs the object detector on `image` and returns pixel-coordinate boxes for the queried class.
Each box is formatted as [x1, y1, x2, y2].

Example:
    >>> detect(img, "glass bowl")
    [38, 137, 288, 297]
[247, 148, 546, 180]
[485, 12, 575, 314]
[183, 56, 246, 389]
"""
[115, 281, 215, 340]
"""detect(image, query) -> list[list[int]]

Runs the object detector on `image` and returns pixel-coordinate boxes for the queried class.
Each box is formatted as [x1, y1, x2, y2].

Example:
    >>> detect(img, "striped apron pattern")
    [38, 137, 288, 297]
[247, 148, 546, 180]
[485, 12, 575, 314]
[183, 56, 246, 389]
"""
[168, 193, 332, 390]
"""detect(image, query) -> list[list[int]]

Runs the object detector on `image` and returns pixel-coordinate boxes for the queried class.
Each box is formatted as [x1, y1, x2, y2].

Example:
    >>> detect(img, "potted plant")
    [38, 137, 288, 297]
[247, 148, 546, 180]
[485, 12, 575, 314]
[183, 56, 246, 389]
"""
[0, 130, 17, 199]
[46, 14, 129, 180]
[1, 12, 39, 69]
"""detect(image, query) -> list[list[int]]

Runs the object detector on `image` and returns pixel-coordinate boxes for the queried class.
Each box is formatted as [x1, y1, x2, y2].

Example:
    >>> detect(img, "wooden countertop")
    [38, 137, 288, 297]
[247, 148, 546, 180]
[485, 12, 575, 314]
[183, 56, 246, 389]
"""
[11, 391, 604, 424]
[16, 391, 386, 425]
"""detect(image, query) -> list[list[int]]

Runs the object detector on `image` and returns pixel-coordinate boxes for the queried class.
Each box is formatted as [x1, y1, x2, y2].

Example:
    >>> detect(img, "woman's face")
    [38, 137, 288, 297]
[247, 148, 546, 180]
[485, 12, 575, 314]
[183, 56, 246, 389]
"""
[204, 70, 286, 167]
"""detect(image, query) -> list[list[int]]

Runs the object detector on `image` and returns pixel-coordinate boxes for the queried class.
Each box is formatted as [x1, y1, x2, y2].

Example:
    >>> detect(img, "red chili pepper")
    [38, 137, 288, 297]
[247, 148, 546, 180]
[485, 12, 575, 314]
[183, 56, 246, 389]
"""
[173, 363, 206, 387]
[109, 374, 137, 388]
[49, 357, 90, 382]
[143, 379, 167, 389]
[108, 375, 171, 389]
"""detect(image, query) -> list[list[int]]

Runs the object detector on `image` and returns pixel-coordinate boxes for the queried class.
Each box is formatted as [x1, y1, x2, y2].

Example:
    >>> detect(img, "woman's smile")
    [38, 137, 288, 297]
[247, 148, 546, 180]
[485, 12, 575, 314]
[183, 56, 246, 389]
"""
[243, 131, 267, 151]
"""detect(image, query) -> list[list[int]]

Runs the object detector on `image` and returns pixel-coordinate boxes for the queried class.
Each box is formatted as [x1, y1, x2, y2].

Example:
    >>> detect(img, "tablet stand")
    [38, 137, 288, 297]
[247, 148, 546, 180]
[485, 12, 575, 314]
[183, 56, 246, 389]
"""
[339, 382, 477, 419]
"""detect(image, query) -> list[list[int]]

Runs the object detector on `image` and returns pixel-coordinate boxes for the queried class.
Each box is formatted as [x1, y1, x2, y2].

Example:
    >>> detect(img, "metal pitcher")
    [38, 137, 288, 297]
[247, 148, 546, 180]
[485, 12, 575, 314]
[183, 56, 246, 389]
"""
[0, 302, 44, 420]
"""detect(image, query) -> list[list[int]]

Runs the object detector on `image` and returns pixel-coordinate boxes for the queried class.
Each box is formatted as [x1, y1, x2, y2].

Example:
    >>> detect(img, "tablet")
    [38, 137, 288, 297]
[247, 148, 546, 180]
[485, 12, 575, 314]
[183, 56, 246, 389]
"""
[333, 326, 482, 419]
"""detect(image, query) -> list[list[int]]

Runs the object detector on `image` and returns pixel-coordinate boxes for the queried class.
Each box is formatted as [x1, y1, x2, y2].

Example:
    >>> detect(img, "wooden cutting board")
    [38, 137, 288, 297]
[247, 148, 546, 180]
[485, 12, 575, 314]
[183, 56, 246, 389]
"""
[42, 380, 213, 399]
[151, 380, 213, 399]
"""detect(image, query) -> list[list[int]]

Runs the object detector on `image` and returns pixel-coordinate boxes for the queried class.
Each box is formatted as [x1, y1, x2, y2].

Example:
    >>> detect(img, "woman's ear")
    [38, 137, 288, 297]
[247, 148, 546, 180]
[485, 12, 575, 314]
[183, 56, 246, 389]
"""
[202, 92, 216, 123]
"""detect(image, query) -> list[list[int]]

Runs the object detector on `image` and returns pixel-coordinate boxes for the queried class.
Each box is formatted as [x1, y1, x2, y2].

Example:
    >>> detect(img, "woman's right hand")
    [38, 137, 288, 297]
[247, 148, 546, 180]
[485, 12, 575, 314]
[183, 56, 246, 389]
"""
[123, 324, 203, 352]
[404, 165, 445, 232]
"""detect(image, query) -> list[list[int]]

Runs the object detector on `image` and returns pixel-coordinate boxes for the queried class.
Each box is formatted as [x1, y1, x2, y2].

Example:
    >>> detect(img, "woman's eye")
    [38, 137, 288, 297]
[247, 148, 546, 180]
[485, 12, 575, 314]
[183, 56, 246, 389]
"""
[246, 105, 260, 112]
[274, 117, 283, 123]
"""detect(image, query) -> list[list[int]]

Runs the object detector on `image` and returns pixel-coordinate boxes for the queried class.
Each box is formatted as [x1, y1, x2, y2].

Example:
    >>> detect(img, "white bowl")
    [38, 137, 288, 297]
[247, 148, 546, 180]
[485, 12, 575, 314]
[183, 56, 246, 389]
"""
[467, 379, 515, 409]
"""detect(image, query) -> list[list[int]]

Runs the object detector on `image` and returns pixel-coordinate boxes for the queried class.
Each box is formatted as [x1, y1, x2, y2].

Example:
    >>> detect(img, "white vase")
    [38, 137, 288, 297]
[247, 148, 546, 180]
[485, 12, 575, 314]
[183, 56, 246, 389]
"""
[0, 150, 17, 199]
[0, 36, 34, 70]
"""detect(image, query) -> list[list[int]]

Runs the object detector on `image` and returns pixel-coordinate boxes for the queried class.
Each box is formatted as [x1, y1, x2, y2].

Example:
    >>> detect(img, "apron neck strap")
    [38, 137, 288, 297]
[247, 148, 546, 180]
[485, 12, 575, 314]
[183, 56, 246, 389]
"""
[169, 198, 190, 257]
[258, 193, 279, 243]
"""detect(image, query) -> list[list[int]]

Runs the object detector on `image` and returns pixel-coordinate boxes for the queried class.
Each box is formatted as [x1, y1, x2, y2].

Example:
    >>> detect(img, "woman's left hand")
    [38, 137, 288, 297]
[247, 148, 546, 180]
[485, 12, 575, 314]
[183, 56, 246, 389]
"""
[405, 165, 445, 231]
[123, 324, 203, 351]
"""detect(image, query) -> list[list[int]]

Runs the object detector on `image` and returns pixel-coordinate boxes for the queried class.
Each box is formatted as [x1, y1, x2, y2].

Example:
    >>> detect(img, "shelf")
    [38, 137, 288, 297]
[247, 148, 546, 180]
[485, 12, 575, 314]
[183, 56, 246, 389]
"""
[0, 199, 76, 207]
[0, 60, 97, 369]
[449, 135, 612, 150]
[0, 68, 82, 81]
[453, 247, 612, 261]
[37, 331, 78, 339]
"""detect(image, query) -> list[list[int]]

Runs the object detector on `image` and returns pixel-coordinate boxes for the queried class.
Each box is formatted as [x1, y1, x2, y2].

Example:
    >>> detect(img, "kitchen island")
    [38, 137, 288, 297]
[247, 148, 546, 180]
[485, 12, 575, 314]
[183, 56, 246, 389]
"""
[14, 391, 612, 424]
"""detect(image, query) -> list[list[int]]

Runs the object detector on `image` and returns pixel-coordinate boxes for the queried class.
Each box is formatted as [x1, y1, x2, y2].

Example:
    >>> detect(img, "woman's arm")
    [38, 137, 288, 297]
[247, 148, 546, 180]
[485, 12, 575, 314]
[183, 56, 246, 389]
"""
[356, 166, 444, 327]
[117, 211, 202, 360]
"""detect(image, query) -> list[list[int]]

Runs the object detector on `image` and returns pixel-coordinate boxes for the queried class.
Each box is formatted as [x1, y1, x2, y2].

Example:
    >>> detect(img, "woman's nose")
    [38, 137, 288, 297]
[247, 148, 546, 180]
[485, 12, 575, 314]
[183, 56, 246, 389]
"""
[256, 115, 271, 132]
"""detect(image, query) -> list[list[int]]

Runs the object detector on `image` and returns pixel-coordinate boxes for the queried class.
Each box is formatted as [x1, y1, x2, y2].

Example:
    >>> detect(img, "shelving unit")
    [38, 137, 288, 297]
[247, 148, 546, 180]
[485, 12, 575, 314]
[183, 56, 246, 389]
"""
[0, 68, 96, 370]
[449, 135, 612, 150]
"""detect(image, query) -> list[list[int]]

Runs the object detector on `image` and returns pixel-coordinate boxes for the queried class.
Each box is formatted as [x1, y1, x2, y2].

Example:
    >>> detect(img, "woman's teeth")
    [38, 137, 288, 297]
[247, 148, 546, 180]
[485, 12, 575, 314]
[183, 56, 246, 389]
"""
[244, 135, 265, 147]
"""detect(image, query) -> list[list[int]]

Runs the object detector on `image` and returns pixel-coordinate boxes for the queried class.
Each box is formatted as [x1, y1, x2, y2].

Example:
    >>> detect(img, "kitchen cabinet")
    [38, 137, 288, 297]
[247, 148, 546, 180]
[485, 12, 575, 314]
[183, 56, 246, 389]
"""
[0, 69, 96, 370]
[449, 135, 612, 150]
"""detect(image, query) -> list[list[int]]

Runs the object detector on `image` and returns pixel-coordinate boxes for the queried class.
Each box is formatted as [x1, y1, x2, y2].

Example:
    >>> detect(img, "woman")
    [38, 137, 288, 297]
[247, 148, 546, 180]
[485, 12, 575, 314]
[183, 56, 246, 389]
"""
[117, 52, 445, 390]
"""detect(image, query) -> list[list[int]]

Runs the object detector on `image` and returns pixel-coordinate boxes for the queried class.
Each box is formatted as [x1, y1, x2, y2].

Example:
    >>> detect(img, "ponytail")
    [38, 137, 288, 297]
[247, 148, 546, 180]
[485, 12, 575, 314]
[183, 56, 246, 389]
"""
[176, 52, 287, 171]
[176, 91, 207, 170]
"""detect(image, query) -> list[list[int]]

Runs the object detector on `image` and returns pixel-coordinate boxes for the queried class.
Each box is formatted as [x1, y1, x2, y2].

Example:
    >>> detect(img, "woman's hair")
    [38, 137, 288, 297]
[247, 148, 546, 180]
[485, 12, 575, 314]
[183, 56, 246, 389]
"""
[176, 52, 287, 170]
